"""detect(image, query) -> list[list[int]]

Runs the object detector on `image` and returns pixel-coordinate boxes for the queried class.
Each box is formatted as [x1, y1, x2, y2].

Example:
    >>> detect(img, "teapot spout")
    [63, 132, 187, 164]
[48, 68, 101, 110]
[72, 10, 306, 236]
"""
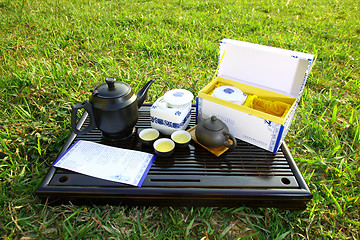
[137, 80, 154, 108]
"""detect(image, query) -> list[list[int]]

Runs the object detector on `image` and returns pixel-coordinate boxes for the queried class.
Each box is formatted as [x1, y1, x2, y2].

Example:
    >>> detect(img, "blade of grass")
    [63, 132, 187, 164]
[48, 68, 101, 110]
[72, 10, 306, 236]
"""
[64, 206, 85, 222]
[185, 217, 195, 237]
[323, 184, 344, 215]
[220, 221, 238, 239]
[330, 104, 338, 124]
[276, 230, 292, 240]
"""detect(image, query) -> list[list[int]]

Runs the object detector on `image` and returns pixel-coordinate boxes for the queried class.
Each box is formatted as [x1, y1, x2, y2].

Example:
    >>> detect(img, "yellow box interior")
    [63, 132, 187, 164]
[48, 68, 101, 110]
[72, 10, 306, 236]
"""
[198, 77, 297, 125]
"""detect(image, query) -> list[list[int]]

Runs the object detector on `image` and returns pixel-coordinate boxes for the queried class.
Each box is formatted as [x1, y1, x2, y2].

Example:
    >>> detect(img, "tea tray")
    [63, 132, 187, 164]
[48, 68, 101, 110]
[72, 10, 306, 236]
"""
[36, 105, 312, 209]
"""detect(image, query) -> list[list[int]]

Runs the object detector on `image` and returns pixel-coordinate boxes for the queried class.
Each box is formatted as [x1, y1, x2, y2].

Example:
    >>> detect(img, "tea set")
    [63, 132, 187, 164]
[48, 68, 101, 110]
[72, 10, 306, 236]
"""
[71, 77, 239, 157]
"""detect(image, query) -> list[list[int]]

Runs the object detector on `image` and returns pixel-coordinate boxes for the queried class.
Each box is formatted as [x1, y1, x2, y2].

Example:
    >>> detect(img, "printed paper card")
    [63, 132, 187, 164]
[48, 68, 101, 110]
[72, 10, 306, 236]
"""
[52, 140, 155, 187]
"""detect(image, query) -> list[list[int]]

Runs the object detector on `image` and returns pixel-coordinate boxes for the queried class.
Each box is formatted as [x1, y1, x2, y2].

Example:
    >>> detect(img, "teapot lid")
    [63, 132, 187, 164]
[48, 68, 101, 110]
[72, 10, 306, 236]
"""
[92, 77, 131, 98]
[203, 116, 225, 131]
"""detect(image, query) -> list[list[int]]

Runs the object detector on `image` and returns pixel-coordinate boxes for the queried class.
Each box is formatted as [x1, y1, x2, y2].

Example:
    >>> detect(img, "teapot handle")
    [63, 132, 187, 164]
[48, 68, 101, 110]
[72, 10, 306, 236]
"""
[223, 132, 237, 149]
[71, 100, 97, 135]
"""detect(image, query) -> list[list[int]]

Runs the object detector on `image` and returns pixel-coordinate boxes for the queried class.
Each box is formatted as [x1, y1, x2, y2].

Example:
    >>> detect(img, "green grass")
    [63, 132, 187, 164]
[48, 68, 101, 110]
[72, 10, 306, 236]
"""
[1, 0, 359, 238]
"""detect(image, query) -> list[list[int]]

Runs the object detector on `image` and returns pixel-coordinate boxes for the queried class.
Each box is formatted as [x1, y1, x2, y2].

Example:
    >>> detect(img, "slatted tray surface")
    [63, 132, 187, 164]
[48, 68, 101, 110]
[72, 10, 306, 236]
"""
[36, 105, 312, 209]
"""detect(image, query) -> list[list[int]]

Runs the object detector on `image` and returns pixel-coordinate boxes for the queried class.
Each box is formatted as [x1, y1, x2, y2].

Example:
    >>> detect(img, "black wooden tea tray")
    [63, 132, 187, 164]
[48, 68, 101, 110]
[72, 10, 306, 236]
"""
[36, 105, 312, 209]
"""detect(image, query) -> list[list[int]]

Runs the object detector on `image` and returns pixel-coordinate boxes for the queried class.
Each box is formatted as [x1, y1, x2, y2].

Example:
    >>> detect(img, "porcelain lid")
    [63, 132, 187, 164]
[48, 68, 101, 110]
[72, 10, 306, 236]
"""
[163, 89, 193, 106]
[212, 85, 247, 103]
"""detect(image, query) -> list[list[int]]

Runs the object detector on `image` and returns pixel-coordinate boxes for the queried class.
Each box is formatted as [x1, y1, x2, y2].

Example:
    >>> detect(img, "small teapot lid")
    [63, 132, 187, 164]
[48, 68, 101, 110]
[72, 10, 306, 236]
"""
[203, 116, 226, 131]
[92, 77, 131, 98]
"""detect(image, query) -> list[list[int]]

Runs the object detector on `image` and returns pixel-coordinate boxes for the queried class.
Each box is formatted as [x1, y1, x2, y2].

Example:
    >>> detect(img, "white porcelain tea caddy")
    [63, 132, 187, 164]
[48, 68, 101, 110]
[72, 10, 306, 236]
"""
[150, 89, 193, 135]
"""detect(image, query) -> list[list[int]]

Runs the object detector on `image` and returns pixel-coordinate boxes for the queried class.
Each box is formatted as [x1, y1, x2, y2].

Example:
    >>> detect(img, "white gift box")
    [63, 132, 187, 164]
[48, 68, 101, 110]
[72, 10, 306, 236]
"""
[196, 39, 315, 152]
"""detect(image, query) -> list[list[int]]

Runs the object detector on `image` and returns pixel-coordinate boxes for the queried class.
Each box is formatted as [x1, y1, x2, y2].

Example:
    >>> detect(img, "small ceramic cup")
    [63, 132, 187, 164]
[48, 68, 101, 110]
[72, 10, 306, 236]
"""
[171, 130, 191, 148]
[139, 128, 160, 146]
[153, 138, 175, 157]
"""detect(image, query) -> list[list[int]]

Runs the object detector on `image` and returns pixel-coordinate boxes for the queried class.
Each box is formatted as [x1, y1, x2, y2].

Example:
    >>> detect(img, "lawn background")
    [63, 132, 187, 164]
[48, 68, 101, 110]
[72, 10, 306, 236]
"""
[0, 0, 359, 238]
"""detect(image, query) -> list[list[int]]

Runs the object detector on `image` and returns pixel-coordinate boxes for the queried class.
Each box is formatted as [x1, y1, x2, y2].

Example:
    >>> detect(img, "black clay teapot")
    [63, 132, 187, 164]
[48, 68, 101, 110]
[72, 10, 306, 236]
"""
[195, 115, 237, 149]
[71, 77, 154, 140]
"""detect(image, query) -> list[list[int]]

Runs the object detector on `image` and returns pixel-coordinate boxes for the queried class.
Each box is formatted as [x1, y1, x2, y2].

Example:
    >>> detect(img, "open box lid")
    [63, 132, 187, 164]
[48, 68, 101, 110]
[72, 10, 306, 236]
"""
[217, 39, 315, 100]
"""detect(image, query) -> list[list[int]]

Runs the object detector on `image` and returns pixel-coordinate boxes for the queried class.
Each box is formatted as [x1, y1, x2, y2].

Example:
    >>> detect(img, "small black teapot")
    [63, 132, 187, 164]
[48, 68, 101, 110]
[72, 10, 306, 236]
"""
[71, 77, 154, 140]
[195, 115, 237, 149]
